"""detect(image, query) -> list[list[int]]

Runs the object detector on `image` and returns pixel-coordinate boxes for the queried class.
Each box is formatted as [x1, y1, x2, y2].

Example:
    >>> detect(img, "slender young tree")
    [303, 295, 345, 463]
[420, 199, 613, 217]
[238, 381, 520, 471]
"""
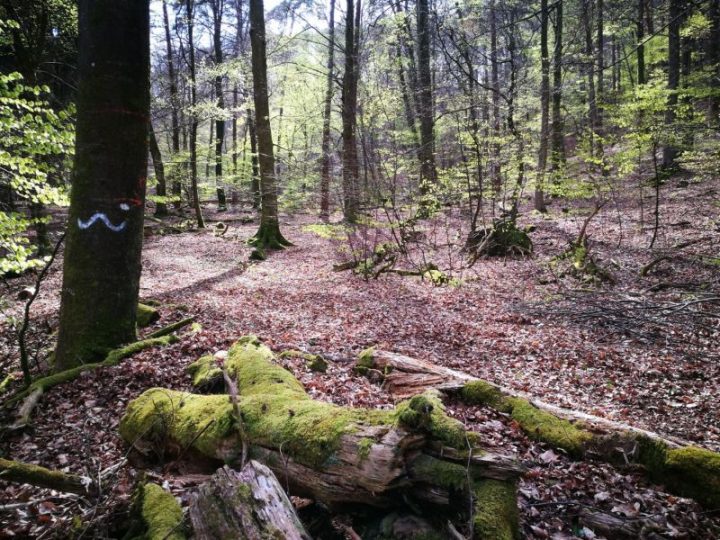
[247, 108, 261, 209]
[550, 0, 565, 174]
[55, 0, 150, 370]
[249, 0, 290, 253]
[489, 0, 502, 193]
[319, 0, 336, 220]
[416, 0, 436, 189]
[535, 0, 550, 212]
[210, 0, 227, 210]
[662, 0, 681, 169]
[341, 0, 360, 223]
[149, 122, 168, 216]
[186, 0, 204, 227]
[637, 0, 646, 86]
[162, 0, 182, 210]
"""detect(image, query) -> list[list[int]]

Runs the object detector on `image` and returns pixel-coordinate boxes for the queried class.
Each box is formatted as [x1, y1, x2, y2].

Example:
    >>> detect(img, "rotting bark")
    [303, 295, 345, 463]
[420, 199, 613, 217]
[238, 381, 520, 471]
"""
[190, 463, 310, 540]
[356, 348, 720, 509]
[121, 339, 523, 531]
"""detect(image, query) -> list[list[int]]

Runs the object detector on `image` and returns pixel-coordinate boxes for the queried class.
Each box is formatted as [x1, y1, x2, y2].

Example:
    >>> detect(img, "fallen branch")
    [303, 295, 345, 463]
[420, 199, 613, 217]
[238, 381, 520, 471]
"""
[145, 316, 196, 339]
[0, 458, 94, 496]
[356, 348, 720, 508]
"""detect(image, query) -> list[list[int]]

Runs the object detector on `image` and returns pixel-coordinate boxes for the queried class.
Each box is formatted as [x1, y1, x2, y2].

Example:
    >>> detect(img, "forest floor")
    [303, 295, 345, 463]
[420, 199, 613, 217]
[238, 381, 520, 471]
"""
[1, 175, 719, 538]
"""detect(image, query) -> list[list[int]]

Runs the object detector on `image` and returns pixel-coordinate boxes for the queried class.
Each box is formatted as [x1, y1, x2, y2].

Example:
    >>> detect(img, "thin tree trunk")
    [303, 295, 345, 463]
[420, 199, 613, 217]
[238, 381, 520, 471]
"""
[637, 0, 646, 86]
[247, 108, 261, 209]
[490, 0, 502, 194]
[149, 122, 168, 217]
[550, 0, 565, 175]
[162, 0, 182, 209]
[535, 0, 550, 213]
[212, 0, 227, 211]
[319, 0, 336, 220]
[249, 0, 289, 253]
[55, 0, 150, 370]
[596, 0, 604, 131]
[709, 0, 720, 127]
[341, 0, 360, 223]
[186, 0, 204, 228]
[662, 0, 681, 169]
[416, 0, 436, 191]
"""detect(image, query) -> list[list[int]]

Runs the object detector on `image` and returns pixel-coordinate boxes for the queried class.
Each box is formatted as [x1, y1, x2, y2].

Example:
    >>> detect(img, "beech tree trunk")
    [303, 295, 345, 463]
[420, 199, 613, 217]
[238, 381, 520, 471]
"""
[249, 0, 289, 252]
[637, 0, 646, 86]
[550, 0, 565, 174]
[186, 0, 204, 228]
[162, 0, 182, 210]
[534, 0, 550, 213]
[211, 0, 227, 211]
[319, 0, 336, 220]
[148, 122, 168, 217]
[341, 0, 360, 223]
[55, 0, 150, 370]
[247, 108, 261, 209]
[490, 0, 502, 194]
[416, 0, 436, 191]
[662, 0, 681, 169]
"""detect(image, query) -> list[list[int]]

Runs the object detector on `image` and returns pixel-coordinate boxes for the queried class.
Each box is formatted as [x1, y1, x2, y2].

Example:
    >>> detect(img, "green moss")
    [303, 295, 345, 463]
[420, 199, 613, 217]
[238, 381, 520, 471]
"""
[461, 381, 509, 411]
[186, 355, 222, 389]
[422, 269, 450, 286]
[279, 350, 328, 373]
[507, 398, 591, 458]
[411, 454, 468, 491]
[137, 303, 160, 328]
[358, 437, 373, 462]
[636, 436, 669, 477]
[355, 347, 375, 375]
[473, 479, 519, 540]
[141, 483, 184, 540]
[664, 446, 720, 507]
[395, 391, 469, 450]
[301, 223, 347, 240]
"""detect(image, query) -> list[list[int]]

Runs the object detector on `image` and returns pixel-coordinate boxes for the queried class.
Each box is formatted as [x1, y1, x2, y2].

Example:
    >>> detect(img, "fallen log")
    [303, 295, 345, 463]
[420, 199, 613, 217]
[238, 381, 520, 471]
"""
[121, 339, 524, 536]
[0, 458, 94, 496]
[356, 348, 720, 508]
[190, 463, 310, 540]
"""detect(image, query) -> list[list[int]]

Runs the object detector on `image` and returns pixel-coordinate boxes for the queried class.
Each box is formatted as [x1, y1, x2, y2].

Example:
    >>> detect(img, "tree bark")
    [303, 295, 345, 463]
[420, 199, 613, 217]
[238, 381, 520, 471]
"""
[148, 122, 168, 217]
[489, 0, 502, 194]
[550, 0, 565, 174]
[249, 0, 289, 252]
[190, 463, 311, 540]
[186, 0, 205, 228]
[55, 0, 150, 370]
[637, 0, 646, 86]
[211, 0, 227, 211]
[319, 0, 336, 220]
[162, 0, 182, 210]
[341, 0, 360, 223]
[247, 108, 261, 209]
[416, 0, 436, 191]
[662, 0, 681, 169]
[534, 0, 550, 212]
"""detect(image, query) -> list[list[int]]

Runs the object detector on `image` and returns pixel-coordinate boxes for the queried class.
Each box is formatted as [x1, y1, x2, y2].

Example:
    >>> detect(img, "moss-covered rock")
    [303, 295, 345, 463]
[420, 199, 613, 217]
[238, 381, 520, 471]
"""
[473, 479, 519, 540]
[137, 303, 160, 328]
[141, 483, 185, 540]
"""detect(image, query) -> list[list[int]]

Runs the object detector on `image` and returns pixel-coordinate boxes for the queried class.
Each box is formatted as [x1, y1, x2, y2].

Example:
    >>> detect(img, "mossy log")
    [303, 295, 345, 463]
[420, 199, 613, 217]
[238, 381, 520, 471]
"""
[140, 483, 185, 540]
[0, 458, 94, 496]
[355, 348, 720, 508]
[190, 463, 310, 540]
[120, 339, 523, 534]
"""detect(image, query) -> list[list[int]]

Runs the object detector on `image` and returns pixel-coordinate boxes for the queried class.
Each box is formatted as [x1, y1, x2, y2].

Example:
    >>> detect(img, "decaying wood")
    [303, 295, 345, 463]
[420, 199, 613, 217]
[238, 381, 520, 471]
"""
[0, 458, 94, 496]
[190, 462, 310, 540]
[9, 387, 43, 431]
[363, 349, 685, 449]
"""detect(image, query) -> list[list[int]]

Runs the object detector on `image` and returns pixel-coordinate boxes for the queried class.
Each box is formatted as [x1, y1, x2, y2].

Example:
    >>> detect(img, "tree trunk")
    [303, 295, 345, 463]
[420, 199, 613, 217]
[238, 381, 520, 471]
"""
[596, 0, 604, 131]
[186, 0, 204, 228]
[662, 0, 681, 169]
[54, 0, 150, 370]
[319, 0, 336, 220]
[212, 0, 227, 211]
[534, 0, 550, 213]
[341, 0, 360, 223]
[190, 463, 311, 540]
[709, 0, 720, 127]
[162, 0, 182, 210]
[247, 108, 261, 209]
[490, 0, 502, 194]
[249, 0, 289, 253]
[149, 122, 168, 217]
[121, 340, 523, 518]
[550, 0, 565, 174]
[416, 0, 436, 191]
[583, 0, 599, 155]
[637, 0, 646, 86]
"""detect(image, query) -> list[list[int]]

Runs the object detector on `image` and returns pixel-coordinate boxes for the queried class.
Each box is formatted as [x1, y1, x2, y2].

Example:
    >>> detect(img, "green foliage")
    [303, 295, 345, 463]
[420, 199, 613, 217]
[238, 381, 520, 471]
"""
[0, 70, 73, 274]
